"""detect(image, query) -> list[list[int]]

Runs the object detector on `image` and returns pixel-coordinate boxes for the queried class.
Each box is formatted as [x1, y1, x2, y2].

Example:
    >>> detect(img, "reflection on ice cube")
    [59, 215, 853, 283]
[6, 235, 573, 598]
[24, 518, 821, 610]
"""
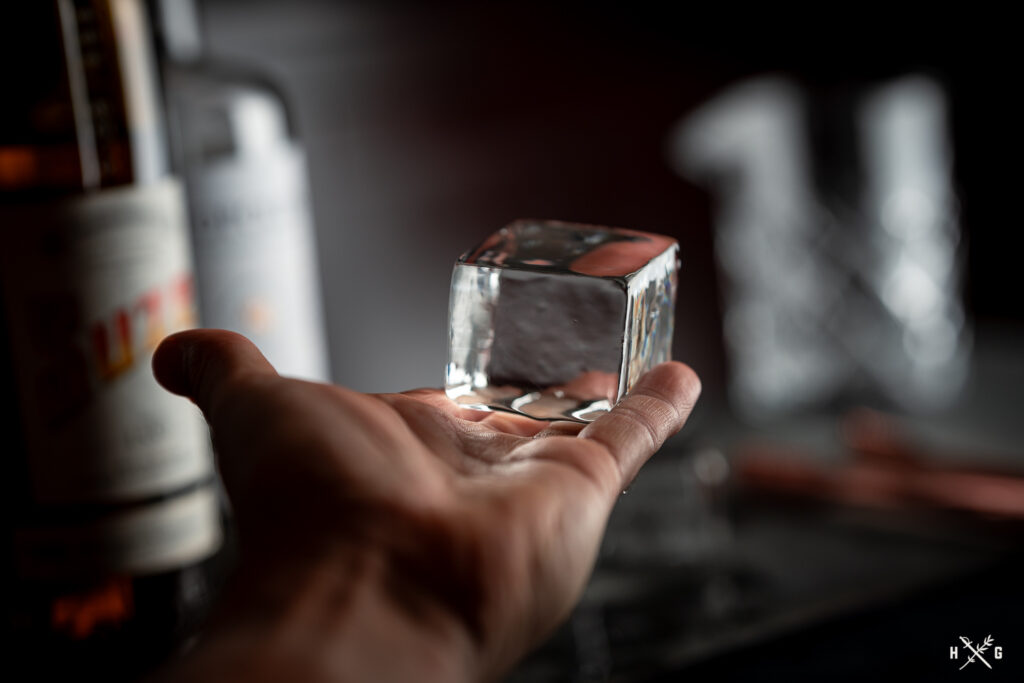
[446, 220, 678, 422]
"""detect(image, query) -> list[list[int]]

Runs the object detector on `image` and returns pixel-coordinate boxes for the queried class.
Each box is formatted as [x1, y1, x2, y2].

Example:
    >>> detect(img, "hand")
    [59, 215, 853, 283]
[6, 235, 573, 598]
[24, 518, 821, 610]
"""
[151, 330, 700, 682]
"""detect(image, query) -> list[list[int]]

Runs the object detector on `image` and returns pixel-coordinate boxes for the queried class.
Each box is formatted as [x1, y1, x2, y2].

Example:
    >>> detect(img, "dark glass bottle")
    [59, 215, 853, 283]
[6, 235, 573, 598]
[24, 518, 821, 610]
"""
[0, 1, 222, 678]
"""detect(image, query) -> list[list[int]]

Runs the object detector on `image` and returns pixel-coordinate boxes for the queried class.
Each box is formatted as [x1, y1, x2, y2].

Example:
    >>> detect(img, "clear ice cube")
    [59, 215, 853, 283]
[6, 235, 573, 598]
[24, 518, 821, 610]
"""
[446, 220, 678, 422]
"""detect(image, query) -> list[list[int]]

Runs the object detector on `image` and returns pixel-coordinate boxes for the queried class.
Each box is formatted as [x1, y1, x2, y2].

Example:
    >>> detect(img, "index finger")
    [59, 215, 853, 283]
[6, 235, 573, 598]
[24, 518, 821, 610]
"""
[579, 362, 701, 485]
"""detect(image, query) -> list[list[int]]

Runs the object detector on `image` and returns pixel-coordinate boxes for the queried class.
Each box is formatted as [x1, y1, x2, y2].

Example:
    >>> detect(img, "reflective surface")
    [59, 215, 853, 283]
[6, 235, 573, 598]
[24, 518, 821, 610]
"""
[446, 220, 678, 421]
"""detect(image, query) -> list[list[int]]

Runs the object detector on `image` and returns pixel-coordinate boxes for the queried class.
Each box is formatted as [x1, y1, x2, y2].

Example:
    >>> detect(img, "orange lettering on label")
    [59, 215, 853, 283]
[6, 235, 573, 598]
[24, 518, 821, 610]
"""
[88, 271, 197, 383]
[169, 274, 197, 329]
[51, 578, 134, 639]
[136, 289, 165, 350]
[92, 310, 134, 381]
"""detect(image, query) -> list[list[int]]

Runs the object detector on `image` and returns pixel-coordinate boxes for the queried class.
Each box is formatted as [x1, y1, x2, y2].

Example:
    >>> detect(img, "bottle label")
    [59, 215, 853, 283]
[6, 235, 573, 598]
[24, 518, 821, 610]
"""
[186, 142, 330, 381]
[0, 179, 214, 504]
[15, 483, 223, 577]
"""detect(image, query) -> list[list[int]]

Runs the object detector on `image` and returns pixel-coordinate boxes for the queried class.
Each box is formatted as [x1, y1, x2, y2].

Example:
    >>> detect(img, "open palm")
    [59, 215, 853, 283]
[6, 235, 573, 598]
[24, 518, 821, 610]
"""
[152, 330, 700, 682]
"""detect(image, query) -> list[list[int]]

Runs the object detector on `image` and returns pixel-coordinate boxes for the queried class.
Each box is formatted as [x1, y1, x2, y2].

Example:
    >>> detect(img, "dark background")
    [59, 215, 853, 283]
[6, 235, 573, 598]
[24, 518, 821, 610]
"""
[198, 2, 1023, 679]
[198, 0, 1020, 402]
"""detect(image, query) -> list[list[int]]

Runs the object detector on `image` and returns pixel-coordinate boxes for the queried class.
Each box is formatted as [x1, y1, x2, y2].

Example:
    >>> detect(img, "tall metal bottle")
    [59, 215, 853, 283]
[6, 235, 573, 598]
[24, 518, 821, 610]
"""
[150, 0, 331, 382]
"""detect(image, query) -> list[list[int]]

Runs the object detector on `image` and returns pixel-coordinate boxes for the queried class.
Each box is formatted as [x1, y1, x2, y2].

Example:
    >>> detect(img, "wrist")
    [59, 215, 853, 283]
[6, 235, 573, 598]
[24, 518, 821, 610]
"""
[160, 544, 479, 683]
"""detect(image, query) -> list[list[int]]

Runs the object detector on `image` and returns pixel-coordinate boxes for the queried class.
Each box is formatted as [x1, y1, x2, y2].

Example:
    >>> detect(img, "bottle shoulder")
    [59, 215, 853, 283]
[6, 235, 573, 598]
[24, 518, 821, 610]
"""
[163, 57, 300, 159]
[164, 58, 294, 120]
[172, 56, 273, 89]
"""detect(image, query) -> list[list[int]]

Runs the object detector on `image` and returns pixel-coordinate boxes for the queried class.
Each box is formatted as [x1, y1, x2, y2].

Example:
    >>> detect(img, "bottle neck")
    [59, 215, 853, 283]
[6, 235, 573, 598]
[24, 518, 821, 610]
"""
[98, 0, 170, 186]
[0, 0, 170, 194]
[150, 0, 204, 63]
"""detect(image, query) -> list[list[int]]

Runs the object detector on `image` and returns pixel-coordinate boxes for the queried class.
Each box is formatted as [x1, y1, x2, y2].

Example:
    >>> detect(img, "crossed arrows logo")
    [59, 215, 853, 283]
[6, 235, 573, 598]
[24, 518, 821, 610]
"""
[959, 635, 994, 670]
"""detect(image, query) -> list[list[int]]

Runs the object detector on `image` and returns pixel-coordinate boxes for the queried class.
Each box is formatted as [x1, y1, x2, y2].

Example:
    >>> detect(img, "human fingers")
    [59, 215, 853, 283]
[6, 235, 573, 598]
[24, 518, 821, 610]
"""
[152, 329, 279, 425]
[579, 362, 700, 487]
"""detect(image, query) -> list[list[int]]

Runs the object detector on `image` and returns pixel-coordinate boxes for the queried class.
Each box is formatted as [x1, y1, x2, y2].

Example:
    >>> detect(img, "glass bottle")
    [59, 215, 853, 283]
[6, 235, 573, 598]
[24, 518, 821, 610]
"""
[150, 0, 331, 382]
[0, 1, 222, 678]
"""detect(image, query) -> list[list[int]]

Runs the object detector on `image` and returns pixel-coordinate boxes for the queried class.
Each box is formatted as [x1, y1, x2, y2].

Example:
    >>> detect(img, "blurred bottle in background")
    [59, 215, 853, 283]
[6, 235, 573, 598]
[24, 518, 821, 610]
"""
[669, 75, 969, 420]
[0, 0, 222, 678]
[150, 0, 330, 382]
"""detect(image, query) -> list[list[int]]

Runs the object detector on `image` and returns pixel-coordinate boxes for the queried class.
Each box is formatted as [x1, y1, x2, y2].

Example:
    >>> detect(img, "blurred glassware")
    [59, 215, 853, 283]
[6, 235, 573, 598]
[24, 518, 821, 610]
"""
[669, 75, 969, 419]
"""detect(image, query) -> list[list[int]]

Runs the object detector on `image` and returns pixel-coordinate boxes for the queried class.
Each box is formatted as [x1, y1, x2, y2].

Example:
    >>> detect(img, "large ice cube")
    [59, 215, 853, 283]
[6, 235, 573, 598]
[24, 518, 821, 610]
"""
[446, 220, 678, 422]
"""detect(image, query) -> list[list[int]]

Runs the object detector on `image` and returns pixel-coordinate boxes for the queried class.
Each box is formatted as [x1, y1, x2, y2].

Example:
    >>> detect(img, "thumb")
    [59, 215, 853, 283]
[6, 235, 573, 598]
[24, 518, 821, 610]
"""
[152, 329, 278, 422]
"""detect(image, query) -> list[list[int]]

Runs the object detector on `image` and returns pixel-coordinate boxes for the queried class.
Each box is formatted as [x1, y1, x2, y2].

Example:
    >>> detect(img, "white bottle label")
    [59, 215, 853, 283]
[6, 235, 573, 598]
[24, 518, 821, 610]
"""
[186, 142, 330, 381]
[0, 179, 214, 504]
